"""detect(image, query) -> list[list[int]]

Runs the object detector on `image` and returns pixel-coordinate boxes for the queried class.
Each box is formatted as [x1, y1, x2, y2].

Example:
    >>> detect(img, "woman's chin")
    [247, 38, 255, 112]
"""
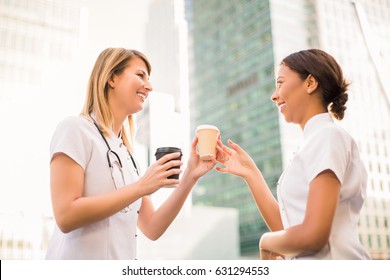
[282, 114, 292, 123]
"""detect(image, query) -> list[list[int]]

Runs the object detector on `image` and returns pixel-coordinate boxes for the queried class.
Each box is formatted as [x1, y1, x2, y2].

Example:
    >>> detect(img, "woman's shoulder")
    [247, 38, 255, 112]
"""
[315, 122, 351, 142]
[50, 115, 95, 167]
[56, 115, 94, 132]
[304, 122, 354, 156]
[52, 115, 97, 142]
[57, 115, 92, 126]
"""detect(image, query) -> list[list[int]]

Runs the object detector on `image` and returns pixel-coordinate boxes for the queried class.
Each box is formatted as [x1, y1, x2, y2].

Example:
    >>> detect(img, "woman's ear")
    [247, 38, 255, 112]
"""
[306, 74, 318, 94]
[108, 74, 116, 89]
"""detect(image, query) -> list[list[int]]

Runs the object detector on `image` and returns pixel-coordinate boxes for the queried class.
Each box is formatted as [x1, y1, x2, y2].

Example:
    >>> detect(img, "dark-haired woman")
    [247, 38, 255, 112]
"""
[215, 49, 370, 260]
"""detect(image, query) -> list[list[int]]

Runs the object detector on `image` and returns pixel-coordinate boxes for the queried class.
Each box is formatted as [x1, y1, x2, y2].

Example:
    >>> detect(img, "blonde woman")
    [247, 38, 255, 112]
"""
[46, 48, 217, 259]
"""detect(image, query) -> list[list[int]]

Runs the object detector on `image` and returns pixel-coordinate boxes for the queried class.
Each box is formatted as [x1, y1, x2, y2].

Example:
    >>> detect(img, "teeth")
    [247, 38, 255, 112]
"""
[137, 93, 146, 101]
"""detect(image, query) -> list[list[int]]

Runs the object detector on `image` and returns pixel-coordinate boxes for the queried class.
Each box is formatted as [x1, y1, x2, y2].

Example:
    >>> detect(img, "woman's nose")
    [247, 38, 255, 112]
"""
[144, 80, 153, 92]
[270, 89, 278, 102]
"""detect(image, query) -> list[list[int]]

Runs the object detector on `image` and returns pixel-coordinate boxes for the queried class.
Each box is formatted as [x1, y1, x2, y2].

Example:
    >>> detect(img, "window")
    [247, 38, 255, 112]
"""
[366, 215, 370, 227]
[377, 235, 382, 248]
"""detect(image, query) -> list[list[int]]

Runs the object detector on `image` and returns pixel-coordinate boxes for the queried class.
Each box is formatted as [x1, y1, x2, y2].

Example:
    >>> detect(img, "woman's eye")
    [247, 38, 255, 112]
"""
[137, 73, 144, 79]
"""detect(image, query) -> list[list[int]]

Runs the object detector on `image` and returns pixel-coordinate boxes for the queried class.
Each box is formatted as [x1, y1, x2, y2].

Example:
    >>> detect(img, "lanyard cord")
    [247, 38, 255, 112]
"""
[92, 120, 139, 175]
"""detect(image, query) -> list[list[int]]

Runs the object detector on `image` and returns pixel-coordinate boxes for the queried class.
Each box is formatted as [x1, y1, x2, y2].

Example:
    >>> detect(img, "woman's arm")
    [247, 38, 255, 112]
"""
[137, 170, 197, 240]
[137, 137, 217, 240]
[216, 139, 283, 231]
[50, 152, 182, 233]
[244, 167, 284, 231]
[50, 154, 142, 233]
[259, 169, 340, 259]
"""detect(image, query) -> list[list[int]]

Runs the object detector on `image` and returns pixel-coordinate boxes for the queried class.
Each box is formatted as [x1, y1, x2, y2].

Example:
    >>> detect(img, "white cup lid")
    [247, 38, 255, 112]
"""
[196, 124, 220, 133]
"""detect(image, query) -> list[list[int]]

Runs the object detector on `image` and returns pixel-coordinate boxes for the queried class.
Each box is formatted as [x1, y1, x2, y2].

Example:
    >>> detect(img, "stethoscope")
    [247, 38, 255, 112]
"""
[93, 120, 139, 213]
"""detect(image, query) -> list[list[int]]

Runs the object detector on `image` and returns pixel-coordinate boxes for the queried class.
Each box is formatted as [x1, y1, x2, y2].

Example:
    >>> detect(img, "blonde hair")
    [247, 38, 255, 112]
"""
[81, 48, 151, 153]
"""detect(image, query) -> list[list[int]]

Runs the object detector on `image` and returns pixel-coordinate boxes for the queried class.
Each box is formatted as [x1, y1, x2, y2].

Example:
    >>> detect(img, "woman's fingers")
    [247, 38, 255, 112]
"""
[161, 159, 182, 169]
[156, 152, 182, 165]
[165, 167, 182, 178]
[215, 147, 229, 165]
[221, 143, 233, 156]
[216, 140, 233, 157]
[227, 139, 244, 153]
[156, 154, 183, 176]
[215, 166, 228, 173]
[191, 136, 198, 154]
[216, 145, 224, 158]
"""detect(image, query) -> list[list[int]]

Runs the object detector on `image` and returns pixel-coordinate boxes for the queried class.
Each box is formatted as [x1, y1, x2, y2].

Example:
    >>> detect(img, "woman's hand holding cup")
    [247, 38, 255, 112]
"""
[138, 152, 183, 195]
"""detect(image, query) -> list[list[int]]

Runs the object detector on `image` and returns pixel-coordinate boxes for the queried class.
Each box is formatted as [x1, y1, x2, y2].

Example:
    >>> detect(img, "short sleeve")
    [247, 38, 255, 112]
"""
[50, 116, 92, 170]
[301, 127, 350, 184]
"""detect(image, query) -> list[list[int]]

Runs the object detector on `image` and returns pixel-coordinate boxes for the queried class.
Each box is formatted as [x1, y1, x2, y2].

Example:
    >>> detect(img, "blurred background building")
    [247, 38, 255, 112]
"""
[186, 0, 390, 259]
[0, 0, 389, 260]
[186, 0, 282, 257]
[134, 0, 239, 259]
[0, 0, 82, 259]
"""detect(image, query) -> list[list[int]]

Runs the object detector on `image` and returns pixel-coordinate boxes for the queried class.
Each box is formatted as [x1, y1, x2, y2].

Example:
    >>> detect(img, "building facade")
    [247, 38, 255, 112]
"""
[186, 0, 390, 258]
[138, 0, 191, 162]
[0, 0, 81, 259]
[0, 0, 81, 101]
[186, 0, 282, 255]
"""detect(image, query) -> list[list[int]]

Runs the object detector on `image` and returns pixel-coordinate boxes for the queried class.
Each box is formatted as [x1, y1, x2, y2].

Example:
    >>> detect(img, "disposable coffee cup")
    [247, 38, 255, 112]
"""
[195, 125, 220, 161]
[155, 147, 182, 187]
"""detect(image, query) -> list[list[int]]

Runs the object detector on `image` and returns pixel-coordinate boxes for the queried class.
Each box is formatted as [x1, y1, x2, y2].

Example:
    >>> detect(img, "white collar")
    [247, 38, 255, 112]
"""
[303, 113, 334, 139]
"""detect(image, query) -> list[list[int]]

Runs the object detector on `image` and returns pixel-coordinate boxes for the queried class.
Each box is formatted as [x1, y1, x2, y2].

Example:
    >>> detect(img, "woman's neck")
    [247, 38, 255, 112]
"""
[299, 107, 327, 130]
[111, 111, 126, 137]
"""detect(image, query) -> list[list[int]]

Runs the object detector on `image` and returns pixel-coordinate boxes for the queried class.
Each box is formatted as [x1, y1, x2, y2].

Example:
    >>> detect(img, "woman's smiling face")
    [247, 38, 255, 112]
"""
[271, 64, 312, 125]
[108, 56, 153, 116]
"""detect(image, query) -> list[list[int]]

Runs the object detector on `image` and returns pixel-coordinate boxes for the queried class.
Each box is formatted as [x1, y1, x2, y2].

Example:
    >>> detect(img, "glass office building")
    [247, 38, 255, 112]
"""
[187, 0, 390, 258]
[186, 0, 282, 255]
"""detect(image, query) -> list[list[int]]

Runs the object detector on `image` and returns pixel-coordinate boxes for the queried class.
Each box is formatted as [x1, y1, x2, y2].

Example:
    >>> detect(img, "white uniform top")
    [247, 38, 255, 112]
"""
[277, 113, 370, 259]
[46, 115, 142, 260]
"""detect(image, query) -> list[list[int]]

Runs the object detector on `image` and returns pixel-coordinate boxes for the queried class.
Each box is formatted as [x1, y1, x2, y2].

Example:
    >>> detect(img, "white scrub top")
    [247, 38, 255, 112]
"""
[46, 115, 142, 260]
[277, 113, 370, 259]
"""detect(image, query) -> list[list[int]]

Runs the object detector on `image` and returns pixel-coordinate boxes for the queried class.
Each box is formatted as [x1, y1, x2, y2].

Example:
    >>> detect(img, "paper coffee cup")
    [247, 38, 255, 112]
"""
[195, 125, 220, 161]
